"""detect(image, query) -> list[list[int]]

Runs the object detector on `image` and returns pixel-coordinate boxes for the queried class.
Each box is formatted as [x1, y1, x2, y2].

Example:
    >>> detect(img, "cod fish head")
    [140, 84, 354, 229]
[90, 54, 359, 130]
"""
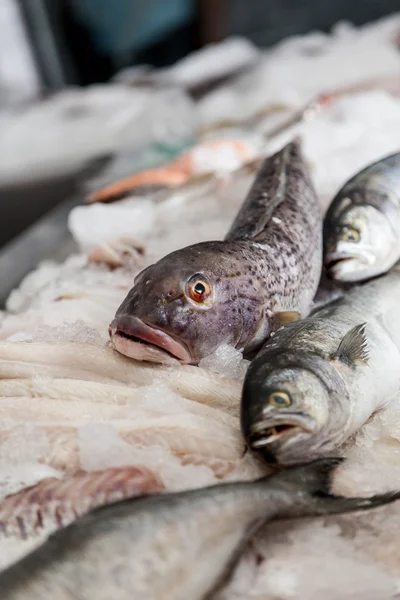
[241, 358, 332, 465]
[109, 242, 264, 365]
[324, 204, 397, 282]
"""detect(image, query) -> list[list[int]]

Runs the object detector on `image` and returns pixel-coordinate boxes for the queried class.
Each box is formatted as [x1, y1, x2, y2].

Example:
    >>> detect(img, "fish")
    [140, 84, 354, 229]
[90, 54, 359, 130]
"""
[2, 458, 400, 600]
[241, 266, 400, 465]
[109, 138, 323, 365]
[86, 139, 257, 204]
[324, 151, 400, 282]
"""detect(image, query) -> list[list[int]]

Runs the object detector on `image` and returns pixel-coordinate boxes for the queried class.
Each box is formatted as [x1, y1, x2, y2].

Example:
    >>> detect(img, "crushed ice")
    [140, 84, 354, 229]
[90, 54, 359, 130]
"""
[199, 344, 250, 381]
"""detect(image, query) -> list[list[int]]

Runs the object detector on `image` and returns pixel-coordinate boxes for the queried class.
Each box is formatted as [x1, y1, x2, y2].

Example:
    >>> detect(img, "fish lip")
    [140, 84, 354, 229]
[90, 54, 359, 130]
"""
[247, 413, 317, 448]
[325, 254, 362, 279]
[109, 316, 193, 364]
[325, 255, 357, 270]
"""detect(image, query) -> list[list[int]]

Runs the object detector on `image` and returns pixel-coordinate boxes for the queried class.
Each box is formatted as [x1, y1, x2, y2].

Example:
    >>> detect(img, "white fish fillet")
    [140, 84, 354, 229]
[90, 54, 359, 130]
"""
[0, 413, 245, 476]
[0, 466, 163, 539]
[0, 384, 239, 428]
[0, 342, 241, 415]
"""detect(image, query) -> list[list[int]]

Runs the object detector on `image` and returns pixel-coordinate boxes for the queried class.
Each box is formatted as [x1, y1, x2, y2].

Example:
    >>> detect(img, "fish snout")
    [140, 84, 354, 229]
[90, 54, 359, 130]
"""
[246, 411, 317, 456]
[109, 314, 193, 364]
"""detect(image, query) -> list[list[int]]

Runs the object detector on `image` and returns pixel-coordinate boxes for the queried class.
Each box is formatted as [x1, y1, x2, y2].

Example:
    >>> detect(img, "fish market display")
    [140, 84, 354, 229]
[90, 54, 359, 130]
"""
[87, 138, 260, 204]
[0, 86, 197, 188]
[109, 139, 322, 364]
[242, 267, 400, 465]
[324, 151, 400, 281]
[2, 12, 400, 600]
[2, 458, 400, 600]
[0, 466, 164, 538]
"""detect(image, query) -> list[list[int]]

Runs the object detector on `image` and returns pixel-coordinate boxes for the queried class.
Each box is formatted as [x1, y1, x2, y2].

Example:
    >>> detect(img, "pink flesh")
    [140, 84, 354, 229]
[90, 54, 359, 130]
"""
[109, 316, 192, 364]
[0, 466, 163, 538]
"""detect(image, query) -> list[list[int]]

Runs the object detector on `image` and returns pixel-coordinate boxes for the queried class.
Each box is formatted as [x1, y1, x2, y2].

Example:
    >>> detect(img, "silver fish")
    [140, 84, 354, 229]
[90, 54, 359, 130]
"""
[241, 267, 400, 465]
[324, 152, 400, 282]
[109, 138, 322, 365]
[2, 458, 400, 600]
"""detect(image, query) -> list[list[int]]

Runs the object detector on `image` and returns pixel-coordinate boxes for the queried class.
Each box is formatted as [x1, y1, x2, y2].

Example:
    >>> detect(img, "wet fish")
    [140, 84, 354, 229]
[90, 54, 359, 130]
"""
[241, 267, 400, 465]
[324, 151, 400, 282]
[110, 139, 323, 365]
[2, 458, 400, 600]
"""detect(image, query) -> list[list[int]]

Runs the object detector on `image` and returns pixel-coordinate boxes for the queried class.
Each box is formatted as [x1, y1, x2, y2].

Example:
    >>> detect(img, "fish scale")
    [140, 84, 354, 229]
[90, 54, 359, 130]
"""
[242, 266, 400, 465]
[2, 459, 400, 600]
[110, 139, 323, 364]
[324, 151, 400, 282]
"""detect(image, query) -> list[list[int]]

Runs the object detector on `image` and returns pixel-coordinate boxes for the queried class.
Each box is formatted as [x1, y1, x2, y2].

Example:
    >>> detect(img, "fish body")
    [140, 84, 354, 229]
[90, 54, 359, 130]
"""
[242, 267, 400, 465]
[2, 458, 400, 600]
[110, 139, 323, 364]
[324, 152, 400, 282]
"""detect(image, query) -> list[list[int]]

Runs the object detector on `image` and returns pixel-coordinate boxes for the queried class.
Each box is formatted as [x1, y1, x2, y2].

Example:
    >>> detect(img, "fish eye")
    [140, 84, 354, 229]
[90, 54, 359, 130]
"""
[338, 226, 360, 243]
[186, 275, 212, 304]
[267, 391, 292, 408]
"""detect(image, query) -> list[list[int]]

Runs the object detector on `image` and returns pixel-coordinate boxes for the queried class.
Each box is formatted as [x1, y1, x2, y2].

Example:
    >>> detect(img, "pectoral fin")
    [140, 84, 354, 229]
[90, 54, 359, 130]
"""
[273, 311, 302, 330]
[332, 323, 369, 366]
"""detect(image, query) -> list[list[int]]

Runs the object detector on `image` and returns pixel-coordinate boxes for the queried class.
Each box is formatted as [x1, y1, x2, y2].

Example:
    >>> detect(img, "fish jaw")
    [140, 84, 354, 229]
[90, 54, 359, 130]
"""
[109, 315, 193, 365]
[246, 412, 317, 462]
[324, 248, 376, 282]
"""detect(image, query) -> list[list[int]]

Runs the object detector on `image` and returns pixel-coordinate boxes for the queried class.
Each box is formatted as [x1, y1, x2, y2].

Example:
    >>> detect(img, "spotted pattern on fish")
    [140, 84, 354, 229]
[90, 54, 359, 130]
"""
[111, 139, 323, 364]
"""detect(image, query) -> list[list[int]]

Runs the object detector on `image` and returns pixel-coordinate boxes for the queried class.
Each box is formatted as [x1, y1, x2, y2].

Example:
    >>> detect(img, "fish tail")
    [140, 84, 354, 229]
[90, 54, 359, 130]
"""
[268, 458, 400, 517]
[267, 457, 343, 495]
[315, 489, 400, 516]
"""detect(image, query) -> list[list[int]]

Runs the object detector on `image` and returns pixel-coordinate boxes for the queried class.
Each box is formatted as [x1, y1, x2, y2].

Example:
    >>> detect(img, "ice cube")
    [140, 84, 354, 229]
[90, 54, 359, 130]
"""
[199, 344, 250, 381]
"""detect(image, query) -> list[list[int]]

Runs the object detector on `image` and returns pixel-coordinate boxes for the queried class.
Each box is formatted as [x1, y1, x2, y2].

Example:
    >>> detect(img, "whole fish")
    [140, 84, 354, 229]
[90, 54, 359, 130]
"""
[241, 266, 400, 465]
[324, 151, 400, 282]
[2, 458, 400, 600]
[109, 139, 323, 365]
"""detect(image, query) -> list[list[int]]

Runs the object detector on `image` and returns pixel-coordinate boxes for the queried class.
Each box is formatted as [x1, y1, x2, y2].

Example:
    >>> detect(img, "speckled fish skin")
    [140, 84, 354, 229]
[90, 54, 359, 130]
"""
[110, 139, 323, 365]
[242, 267, 400, 466]
[3, 458, 400, 600]
[324, 152, 400, 282]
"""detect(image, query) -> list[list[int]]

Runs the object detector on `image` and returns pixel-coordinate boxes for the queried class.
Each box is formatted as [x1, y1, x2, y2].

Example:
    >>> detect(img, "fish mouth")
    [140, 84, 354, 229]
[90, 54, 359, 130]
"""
[324, 254, 365, 280]
[109, 315, 192, 365]
[248, 413, 316, 449]
[325, 255, 356, 271]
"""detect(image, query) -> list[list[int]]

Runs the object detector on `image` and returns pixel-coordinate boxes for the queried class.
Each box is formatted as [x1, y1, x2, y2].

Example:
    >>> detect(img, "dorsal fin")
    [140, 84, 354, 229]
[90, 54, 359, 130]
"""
[224, 139, 303, 241]
[332, 323, 369, 366]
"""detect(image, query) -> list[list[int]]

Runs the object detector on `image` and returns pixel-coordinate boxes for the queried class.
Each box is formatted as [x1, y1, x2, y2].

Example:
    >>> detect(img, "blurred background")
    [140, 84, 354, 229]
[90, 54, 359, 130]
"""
[0, 0, 399, 280]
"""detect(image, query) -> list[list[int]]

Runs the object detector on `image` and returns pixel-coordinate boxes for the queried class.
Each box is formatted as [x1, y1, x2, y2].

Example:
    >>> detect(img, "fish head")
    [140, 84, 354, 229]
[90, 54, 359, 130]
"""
[324, 203, 397, 282]
[109, 242, 264, 364]
[242, 351, 341, 465]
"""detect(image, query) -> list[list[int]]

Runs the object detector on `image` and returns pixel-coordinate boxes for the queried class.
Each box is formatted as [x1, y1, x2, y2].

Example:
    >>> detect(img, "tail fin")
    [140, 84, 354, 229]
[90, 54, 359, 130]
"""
[266, 457, 343, 494]
[268, 458, 400, 518]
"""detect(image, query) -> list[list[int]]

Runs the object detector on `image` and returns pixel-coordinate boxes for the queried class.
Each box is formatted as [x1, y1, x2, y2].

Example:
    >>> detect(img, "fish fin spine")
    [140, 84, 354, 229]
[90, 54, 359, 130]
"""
[332, 322, 369, 366]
